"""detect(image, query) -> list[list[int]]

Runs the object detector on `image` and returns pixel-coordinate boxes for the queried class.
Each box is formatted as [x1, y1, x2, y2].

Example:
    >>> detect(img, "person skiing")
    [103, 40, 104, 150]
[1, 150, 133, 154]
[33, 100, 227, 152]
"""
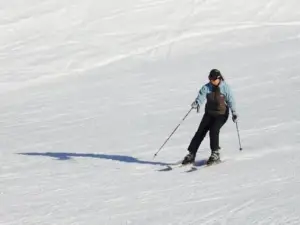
[182, 69, 238, 166]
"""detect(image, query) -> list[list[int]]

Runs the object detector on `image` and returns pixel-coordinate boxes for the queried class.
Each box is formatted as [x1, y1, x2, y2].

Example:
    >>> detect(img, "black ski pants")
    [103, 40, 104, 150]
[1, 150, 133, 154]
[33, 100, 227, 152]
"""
[188, 111, 229, 155]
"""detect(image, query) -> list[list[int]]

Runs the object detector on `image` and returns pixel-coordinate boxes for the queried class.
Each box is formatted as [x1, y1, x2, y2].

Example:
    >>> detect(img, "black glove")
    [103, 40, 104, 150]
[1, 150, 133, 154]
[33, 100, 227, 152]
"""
[191, 101, 200, 113]
[232, 113, 238, 123]
[191, 101, 199, 109]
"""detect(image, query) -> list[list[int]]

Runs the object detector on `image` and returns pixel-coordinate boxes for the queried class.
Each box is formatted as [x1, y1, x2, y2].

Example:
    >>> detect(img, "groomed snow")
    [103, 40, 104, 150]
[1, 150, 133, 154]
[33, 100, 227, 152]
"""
[1, 0, 300, 224]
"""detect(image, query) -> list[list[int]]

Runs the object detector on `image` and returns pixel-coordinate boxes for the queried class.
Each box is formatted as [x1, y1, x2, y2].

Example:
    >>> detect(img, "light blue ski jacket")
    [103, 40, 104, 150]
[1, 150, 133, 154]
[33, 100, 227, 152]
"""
[195, 81, 237, 114]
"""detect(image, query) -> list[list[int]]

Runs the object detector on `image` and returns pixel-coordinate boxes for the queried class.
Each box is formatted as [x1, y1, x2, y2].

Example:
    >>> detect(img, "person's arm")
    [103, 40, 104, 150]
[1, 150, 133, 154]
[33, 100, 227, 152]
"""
[224, 83, 237, 114]
[195, 84, 209, 105]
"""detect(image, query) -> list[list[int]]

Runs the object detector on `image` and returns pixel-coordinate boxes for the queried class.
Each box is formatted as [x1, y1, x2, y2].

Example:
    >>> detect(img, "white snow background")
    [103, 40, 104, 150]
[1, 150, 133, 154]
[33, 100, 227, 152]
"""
[1, 0, 300, 224]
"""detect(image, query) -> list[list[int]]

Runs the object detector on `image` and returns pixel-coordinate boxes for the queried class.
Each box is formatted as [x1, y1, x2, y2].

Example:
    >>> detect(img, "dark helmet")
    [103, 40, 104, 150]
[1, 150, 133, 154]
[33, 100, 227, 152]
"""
[208, 69, 224, 80]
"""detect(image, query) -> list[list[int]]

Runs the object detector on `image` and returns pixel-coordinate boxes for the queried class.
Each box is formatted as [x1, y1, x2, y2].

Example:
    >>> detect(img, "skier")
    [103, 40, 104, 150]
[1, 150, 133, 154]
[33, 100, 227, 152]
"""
[182, 69, 238, 166]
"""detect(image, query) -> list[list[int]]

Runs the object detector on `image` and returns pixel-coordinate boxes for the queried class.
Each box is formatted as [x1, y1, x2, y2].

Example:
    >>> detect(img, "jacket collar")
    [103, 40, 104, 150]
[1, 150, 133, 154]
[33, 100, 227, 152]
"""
[208, 80, 224, 88]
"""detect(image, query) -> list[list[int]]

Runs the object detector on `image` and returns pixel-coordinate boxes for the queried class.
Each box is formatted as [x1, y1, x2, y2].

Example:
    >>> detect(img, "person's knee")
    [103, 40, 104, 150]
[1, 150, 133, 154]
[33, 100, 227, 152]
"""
[209, 129, 220, 136]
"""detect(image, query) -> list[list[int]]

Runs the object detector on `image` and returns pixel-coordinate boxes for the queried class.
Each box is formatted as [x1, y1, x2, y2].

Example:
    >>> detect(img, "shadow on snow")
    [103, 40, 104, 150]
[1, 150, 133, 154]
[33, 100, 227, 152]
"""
[18, 152, 173, 166]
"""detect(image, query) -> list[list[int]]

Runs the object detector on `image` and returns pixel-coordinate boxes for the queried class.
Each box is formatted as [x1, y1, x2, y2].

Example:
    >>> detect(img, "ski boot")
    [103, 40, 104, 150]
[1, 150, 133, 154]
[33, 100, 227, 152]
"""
[206, 151, 221, 166]
[182, 152, 196, 165]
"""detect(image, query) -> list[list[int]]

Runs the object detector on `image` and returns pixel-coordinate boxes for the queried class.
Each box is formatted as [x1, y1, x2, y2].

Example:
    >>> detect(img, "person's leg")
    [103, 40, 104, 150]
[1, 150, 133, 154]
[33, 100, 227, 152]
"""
[206, 112, 229, 165]
[207, 117, 223, 164]
[182, 114, 212, 165]
[209, 116, 227, 152]
[187, 113, 211, 155]
[209, 108, 229, 152]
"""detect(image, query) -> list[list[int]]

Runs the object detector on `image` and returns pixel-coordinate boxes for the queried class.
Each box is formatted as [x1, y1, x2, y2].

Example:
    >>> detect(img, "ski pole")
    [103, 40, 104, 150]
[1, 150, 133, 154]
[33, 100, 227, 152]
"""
[235, 121, 243, 151]
[153, 107, 193, 158]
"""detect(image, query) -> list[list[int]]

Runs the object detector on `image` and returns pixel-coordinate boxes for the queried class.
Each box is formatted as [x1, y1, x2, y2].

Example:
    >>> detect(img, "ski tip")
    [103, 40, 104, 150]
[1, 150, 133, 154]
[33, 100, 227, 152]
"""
[157, 165, 173, 172]
[185, 167, 197, 173]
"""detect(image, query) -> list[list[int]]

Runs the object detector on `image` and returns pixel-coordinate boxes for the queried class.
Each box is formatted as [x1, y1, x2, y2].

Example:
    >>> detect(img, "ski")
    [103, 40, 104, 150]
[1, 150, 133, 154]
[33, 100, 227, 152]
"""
[157, 162, 187, 171]
[157, 159, 207, 172]
[185, 166, 198, 173]
[158, 159, 225, 172]
[185, 160, 225, 173]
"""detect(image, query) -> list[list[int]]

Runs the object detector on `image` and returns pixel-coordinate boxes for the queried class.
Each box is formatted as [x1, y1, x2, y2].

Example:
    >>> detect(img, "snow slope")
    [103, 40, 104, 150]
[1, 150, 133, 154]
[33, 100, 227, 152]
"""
[1, 0, 300, 224]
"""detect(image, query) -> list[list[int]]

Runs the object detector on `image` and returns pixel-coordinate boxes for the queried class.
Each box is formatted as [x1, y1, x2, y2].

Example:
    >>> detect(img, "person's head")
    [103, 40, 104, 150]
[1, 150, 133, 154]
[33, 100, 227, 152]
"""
[208, 69, 223, 86]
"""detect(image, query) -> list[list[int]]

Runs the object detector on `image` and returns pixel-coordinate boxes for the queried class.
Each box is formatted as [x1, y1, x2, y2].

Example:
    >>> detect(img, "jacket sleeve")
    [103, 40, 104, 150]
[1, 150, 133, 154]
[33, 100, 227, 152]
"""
[224, 83, 237, 114]
[195, 84, 209, 105]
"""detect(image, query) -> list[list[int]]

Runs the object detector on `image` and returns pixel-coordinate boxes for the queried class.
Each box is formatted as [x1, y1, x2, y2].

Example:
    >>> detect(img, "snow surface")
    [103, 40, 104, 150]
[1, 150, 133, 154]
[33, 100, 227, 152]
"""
[1, 0, 300, 224]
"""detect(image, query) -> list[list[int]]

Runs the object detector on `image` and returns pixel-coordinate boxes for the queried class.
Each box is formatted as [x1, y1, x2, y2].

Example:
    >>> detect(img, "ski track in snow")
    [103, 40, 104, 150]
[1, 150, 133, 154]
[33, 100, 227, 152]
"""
[1, 0, 300, 225]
